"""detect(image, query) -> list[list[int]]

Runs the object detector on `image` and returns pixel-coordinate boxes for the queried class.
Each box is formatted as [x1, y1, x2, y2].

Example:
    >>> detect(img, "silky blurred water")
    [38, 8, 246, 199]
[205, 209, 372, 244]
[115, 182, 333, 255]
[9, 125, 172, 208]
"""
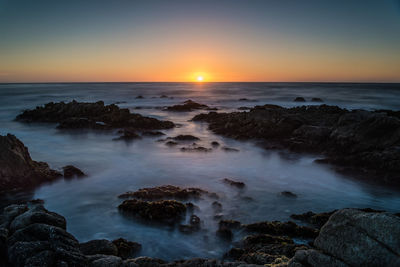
[0, 82, 399, 260]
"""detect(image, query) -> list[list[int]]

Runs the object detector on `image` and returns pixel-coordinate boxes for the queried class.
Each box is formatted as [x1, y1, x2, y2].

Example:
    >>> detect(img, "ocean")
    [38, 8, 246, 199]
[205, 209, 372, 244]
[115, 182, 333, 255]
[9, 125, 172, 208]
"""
[1, 82, 399, 260]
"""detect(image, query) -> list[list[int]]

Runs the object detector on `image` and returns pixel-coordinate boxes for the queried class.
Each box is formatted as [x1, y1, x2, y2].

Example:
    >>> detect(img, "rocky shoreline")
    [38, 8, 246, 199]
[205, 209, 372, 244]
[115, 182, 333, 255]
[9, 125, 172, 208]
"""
[192, 104, 400, 186]
[1, 199, 399, 266]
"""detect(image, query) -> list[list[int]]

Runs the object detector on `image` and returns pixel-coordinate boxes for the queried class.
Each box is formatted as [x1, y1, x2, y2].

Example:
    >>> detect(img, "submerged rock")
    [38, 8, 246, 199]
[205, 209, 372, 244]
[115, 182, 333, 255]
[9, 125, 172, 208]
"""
[142, 131, 165, 136]
[221, 147, 240, 152]
[16, 100, 174, 131]
[118, 199, 187, 224]
[222, 178, 245, 189]
[165, 100, 210, 112]
[0, 134, 62, 192]
[192, 104, 400, 186]
[280, 191, 297, 198]
[114, 128, 141, 141]
[294, 97, 306, 102]
[63, 165, 86, 178]
[311, 97, 323, 102]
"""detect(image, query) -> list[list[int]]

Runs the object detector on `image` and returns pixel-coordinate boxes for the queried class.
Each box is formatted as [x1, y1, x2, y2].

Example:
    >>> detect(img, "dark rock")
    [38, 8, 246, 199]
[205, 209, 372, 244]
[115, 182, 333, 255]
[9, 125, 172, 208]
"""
[219, 220, 241, 230]
[114, 128, 141, 141]
[125, 256, 165, 266]
[169, 135, 200, 141]
[166, 100, 209, 112]
[141, 131, 165, 137]
[211, 141, 220, 147]
[0, 134, 62, 192]
[222, 178, 245, 189]
[112, 238, 141, 259]
[9, 204, 66, 233]
[238, 107, 251, 110]
[290, 210, 336, 228]
[280, 191, 297, 198]
[160, 95, 168, 98]
[118, 185, 209, 200]
[62, 165, 86, 178]
[135, 95, 144, 99]
[79, 239, 118, 256]
[118, 199, 186, 224]
[294, 97, 306, 102]
[180, 146, 212, 152]
[313, 209, 400, 266]
[192, 105, 400, 186]
[244, 220, 318, 239]
[311, 97, 323, 102]
[216, 227, 233, 241]
[16, 100, 174, 131]
[88, 255, 122, 267]
[165, 141, 178, 146]
[221, 147, 240, 152]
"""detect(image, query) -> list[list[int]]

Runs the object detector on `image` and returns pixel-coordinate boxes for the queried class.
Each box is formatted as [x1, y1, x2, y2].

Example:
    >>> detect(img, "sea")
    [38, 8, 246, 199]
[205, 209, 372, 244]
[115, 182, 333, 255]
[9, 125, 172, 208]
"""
[0, 82, 399, 260]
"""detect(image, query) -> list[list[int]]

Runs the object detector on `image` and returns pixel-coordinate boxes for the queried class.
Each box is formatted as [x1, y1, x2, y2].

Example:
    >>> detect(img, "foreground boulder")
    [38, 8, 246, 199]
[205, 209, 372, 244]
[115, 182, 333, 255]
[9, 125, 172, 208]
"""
[192, 105, 400, 186]
[288, 209, 400, 266]
[16, 100, 174, 130]
[0, 134, 62, 192]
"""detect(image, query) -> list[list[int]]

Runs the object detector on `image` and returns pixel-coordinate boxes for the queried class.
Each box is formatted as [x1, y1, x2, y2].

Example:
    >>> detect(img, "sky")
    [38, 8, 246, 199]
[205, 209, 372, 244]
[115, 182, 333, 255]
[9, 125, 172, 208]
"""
[0, 0, 400, 82]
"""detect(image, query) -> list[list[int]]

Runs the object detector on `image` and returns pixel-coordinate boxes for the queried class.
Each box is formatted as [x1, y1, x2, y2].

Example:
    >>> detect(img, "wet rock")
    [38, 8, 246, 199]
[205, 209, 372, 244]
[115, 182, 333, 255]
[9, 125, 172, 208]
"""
[244, 221, 318, 239]
[166, 100, 210, 112]
[135, 95, 144, 99]
[80, 239, 118, 256]
[211, 141, 220, 147]
[222, 178, 245, 189]
[192, 104, 400, 186]
[290, 210, 336, 228]
[238, 107, 251, 110]
[280, 191, 297, 198]
[165, 141, 178, 146]
[89, 255, 123, 267]
[118, 185, 208, 200]
[0, 134, 62, 192]
[9, 204, 66, 233]
[160, 95, 168, 98]
[293, 97, 306, 102]
[112, 238, 141, 259]
[169, 135, 200, 141]
[16, 100, 174, 131]
[288, 249, 349, 267]
[180, 146, 212, 152]
[125, 256, 165, 266]
[0, 204, 29, 229]
[142, 131, 165, 136]
[63, 165, 86, 178]
[118, 199, 187, 224]
[238, 98, 257, 102]
[226, 234, 307, 265]
[114, 128, 141, 141]
[311, 97, 323, 102]
[221, 147, 240, 152]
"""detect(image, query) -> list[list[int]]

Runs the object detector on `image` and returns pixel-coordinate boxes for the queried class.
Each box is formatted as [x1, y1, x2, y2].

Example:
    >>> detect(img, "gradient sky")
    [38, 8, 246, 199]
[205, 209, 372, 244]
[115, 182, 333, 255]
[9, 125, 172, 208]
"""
[1, 0, 400, 82]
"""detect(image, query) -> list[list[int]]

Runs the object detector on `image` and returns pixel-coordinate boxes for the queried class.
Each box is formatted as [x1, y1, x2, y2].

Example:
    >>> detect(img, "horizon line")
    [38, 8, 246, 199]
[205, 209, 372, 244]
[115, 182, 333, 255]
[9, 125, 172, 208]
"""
[1, 81, 400, 84]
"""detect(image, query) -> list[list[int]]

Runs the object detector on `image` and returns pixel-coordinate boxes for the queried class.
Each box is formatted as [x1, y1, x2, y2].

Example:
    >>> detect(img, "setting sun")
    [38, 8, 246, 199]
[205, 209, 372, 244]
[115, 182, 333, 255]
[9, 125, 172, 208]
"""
[197, 76, 204, 82]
